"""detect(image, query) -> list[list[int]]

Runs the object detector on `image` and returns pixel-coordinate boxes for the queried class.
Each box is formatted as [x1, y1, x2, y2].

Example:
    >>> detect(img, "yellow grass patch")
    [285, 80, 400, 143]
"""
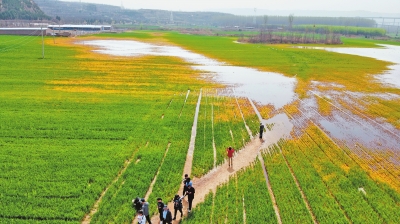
[283, 100, 301, 117]
[45, 37, 216, 97]
[316, 96, 333, 116]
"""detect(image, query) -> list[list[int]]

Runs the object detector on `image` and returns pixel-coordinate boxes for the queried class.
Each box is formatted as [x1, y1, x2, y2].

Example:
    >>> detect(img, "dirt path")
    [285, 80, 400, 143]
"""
[182, 89, 202, 178]
[147, 93, 293, 223]
[150, 136, 264, 223]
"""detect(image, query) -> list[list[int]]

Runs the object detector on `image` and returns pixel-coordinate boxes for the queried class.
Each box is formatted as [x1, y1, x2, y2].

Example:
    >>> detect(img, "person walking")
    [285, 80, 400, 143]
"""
[157, 197, 164, 222]
[161, 205, 173, 224]
[227, 146, 235, 167]
[259, 122, 265, 139]
[182, 174, 190, 196]
[141, 198, 152, 224]
[137, 210, 147, 224]
[185, 182, 195, 213]
[172, 194, 184, 220]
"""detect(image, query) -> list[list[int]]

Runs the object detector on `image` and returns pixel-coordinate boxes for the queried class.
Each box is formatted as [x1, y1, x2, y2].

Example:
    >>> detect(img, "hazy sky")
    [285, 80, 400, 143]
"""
[61, 0, 400, 14]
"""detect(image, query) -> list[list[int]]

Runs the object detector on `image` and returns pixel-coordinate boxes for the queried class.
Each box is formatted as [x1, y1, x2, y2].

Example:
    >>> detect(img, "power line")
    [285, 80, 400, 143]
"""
[0, 33, 41, 53]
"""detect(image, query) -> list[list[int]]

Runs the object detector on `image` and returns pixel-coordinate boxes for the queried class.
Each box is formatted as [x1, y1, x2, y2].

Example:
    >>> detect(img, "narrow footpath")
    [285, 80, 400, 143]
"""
[149, 96, 293, 223]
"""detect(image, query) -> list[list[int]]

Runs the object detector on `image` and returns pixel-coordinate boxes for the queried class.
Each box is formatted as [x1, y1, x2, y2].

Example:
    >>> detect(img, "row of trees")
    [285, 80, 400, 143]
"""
[242, 31, 342, 45]
[212, 14, 376, 28]
[239, 14, 385, 45]
[292, 25, 386, 36]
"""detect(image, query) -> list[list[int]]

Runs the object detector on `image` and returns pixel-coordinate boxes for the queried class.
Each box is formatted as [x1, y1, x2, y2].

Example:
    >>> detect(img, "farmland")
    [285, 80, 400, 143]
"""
[1, 30, 400, 223]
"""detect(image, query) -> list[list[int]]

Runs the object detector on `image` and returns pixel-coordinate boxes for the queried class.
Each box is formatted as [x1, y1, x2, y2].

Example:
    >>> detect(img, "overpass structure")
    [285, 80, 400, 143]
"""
[364, 17, 400, 36]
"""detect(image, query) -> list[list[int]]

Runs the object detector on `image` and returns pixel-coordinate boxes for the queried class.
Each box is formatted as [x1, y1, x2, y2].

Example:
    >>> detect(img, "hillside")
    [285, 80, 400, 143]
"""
[0, 0, 50, 20]
[34, 0, 375, 28]
[34, 0, 232, 26]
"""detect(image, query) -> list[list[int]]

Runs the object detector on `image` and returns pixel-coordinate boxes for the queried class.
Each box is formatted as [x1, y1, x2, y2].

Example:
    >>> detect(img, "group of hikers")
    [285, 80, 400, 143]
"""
[134, 123, 265, 223]
[133, 174, 195, 224]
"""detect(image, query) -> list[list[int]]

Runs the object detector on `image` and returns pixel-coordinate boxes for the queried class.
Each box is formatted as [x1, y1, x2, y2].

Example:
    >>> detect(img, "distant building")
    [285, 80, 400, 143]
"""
[0, 28, 47, 35]
[47, 24, 112, 32]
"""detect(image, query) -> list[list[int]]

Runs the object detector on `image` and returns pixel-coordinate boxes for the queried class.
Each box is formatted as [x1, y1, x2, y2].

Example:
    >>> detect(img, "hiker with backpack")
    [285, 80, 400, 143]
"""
[132, 197, 142, 212]
[172, 194, 184, 220]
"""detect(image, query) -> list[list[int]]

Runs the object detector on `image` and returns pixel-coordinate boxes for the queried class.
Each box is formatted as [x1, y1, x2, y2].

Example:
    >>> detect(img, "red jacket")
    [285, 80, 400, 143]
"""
[227, 148, 235, 157]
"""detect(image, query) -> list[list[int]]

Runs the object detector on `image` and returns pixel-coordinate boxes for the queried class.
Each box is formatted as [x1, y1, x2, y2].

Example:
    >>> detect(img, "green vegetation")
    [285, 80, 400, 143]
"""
[0, 35, 210, 222]
[162, 32, 388, 83]
[262, 148, 313, 223]
[1, 31, 400, 223]
[341, 37, 400, 47]
[188, 124, 400, 223]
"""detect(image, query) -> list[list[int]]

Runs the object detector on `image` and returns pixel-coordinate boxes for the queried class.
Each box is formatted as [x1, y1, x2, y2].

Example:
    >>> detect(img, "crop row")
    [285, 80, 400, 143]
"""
[192, 91, 253, 177]
[192, 90, 215, 177]
[235, 97, 259, 135]
[262, 146, 313, 223]
[295, 132, 382, 223]
[90, 91, 198, 223]
[280, 121, 400, 223]
[306, 126, 400, 222]
[147, 91, 200, 216]
[278, 137, 349, 223]
[0, 136, 139, 221]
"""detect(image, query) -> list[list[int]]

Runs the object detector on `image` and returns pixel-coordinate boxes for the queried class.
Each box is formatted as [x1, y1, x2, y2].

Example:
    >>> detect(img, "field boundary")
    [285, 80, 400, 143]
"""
[258, 154, 282, 224]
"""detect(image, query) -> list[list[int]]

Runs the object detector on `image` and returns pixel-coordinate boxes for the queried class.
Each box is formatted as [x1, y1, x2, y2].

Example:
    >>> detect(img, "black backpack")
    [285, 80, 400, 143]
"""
[132, 197, 142, 211]
[174, 197, 182, 209]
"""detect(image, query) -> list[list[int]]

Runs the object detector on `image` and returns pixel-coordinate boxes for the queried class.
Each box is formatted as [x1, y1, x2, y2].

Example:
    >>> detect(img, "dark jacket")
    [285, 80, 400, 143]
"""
[157, 201, 164, 214]
[161, 209, 173, 222]
[260, 124, 264, 132]
[186, 187, 195, 200]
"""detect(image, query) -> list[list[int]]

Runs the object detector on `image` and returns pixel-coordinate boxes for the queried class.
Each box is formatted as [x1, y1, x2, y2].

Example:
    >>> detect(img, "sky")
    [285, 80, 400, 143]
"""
[61, 0, 400, 14]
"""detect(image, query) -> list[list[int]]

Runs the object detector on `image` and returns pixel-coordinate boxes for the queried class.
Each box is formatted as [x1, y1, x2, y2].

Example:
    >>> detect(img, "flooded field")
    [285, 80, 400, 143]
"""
[81, 39, 400, 155]
[298, 44, 400, 88]
[83, 40, 297, 109]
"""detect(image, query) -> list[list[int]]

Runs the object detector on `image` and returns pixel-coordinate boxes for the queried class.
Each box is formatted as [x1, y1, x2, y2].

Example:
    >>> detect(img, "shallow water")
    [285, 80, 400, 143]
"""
[82, 40, 297, 109]
[305, 44, 400, 88]
[80, 39, 399, 152]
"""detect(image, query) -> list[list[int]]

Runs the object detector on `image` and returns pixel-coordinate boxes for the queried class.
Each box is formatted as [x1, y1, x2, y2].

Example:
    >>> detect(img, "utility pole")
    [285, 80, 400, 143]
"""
[253, 8, 257, 25]
[41, 26, 44, 59]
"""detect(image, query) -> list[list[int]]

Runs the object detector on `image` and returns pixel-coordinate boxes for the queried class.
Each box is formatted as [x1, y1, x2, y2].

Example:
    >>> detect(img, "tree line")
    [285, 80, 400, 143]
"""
[210, 15, 375, 28]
